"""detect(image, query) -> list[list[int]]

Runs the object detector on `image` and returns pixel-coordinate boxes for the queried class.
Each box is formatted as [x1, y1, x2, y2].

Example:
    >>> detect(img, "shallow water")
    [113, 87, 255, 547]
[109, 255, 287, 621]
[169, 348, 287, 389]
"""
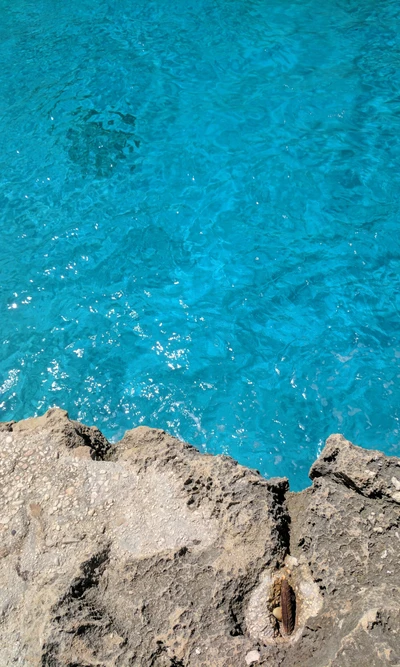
[1, 0, 399, 489]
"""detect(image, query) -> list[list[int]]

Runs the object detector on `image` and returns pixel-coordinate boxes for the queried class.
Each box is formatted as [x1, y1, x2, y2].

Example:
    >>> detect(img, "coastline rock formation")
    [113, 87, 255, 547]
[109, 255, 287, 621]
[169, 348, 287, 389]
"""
[0, 409, 399, 666]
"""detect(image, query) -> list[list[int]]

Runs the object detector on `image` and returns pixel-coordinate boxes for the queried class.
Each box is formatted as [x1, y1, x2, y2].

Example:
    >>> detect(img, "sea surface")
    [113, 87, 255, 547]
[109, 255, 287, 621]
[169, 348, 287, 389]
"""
[1, 0, 400, 489]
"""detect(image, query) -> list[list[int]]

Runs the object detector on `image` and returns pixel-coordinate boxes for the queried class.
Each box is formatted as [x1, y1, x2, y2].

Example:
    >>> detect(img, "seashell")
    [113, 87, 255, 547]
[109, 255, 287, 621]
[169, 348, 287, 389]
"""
[281, 579, 296, 635]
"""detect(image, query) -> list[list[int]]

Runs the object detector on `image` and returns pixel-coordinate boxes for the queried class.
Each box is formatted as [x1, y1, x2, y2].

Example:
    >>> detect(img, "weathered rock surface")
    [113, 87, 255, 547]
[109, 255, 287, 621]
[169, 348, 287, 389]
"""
[286, 434, 400, 667]
[0, 410, 398, 666]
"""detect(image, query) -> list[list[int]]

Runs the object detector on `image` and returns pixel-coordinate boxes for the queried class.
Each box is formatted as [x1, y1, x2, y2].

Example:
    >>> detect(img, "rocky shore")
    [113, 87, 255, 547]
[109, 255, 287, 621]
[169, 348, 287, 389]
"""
[0, 409, 399, 666]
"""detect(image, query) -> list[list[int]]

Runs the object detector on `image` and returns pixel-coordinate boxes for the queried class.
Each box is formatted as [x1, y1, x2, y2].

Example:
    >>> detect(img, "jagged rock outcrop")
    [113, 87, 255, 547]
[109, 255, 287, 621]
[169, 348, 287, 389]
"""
[0, 410, 399, 666]
[285, 434, 400, 667]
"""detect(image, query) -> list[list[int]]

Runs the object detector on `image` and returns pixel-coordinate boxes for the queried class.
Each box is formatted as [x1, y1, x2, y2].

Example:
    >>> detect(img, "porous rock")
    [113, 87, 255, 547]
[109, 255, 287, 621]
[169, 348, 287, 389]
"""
[286, 434, 400, 667]
[0, 412, 398, 666]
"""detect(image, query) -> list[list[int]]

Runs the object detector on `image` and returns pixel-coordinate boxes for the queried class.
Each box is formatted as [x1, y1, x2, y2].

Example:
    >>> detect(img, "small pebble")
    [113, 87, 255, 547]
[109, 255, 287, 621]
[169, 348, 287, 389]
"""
[272, 606, 282, 621]
[245, 651, 260, 665]
[285, 555, 298, 569]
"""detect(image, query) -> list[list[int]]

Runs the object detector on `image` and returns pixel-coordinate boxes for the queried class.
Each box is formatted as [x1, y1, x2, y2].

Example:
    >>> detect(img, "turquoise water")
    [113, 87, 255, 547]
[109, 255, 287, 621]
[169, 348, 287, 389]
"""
[1, 0, 400, 489]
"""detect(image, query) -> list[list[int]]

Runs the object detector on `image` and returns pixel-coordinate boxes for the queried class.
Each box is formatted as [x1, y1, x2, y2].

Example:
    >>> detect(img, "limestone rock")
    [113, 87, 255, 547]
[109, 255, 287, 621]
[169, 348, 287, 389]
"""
[0, 413, 399, 666]
[0, 409, 288, 666]
[286, 434, 400, 667]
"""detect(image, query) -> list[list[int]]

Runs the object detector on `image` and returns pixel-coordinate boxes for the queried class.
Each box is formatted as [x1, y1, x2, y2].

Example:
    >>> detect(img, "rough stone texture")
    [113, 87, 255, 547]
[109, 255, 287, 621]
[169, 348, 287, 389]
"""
[0, 412, 399, 666]
[286, 434, 400, 667]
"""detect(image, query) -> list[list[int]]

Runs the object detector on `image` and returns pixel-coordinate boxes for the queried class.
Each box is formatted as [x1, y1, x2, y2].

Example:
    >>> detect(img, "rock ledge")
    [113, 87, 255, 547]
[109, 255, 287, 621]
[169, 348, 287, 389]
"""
[0, 410, 399, 666]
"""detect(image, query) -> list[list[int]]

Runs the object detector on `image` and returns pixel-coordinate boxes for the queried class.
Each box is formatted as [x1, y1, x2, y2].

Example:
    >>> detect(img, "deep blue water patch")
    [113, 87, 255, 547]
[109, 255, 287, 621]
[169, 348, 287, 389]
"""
[1, 0, 400, 489]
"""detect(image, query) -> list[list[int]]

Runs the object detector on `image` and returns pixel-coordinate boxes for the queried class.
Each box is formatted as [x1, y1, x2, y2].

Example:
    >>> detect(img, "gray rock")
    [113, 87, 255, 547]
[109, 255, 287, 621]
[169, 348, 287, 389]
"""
[286, 434, 400, 667]
[0, 412, 398, 666]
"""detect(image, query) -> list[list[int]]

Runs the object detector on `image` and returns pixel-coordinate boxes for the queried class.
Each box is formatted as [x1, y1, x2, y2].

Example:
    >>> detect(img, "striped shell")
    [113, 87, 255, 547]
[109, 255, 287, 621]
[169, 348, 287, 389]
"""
[281, 579, 296, 635]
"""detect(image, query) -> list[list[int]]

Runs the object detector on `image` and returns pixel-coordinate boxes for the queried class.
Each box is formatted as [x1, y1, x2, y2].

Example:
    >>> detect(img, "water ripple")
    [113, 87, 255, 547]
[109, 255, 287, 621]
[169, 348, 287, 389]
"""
[0, 0, 399, 488]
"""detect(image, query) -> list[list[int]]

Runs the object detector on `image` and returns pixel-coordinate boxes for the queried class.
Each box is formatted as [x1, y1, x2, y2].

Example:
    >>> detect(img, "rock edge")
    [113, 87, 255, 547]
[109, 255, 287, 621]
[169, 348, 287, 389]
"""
[0, 410, 399, 666]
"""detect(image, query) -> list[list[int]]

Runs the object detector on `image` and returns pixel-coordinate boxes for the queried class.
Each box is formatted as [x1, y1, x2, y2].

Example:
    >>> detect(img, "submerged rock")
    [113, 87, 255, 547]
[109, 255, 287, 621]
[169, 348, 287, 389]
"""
[0, 410, 398, 666]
